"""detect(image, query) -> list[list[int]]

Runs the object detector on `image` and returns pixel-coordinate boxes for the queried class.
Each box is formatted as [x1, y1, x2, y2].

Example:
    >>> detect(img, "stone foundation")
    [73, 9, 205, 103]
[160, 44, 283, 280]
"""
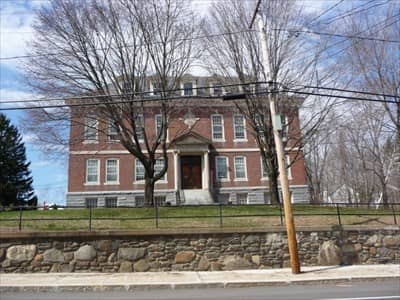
[1, 226, 398, 273]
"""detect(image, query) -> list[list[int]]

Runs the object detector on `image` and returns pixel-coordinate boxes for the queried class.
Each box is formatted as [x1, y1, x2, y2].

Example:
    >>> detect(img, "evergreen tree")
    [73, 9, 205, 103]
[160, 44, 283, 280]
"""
[0, 113, 37, 207]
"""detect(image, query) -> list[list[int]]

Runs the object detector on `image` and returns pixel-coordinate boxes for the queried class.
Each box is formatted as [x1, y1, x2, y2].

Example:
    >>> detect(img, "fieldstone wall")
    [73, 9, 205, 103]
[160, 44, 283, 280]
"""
[0, 227, 399, 273]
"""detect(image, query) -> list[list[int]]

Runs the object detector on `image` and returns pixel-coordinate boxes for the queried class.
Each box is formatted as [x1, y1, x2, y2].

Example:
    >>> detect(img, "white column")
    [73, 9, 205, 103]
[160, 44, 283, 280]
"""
[203, 151, 209, 190]
[174, 150, 179, 190]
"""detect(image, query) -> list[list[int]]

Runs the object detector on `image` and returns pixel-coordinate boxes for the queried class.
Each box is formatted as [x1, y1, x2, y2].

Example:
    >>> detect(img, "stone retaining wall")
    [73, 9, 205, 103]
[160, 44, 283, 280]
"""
[1, 226, 399, 273]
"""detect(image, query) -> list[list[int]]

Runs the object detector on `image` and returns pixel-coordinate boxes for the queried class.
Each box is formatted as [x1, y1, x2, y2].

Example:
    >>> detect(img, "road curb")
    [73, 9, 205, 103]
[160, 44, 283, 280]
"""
[1, 275, 398, 293]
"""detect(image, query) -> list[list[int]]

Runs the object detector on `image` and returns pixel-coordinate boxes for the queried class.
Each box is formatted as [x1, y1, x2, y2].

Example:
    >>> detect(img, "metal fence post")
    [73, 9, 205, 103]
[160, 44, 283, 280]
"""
[336, 204, 342, 226]
[88, 205, 92, 232]
[155, 203, 159, 229]
[279, 203, 283, 226]
[219, 204, 223, 228]
[392, 204, 397, 225]
[18, 206, 23, 231]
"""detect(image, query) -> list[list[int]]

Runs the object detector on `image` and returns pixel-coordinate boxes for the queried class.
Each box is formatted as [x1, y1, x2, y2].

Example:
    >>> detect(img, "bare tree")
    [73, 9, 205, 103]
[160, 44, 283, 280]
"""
[23, 0, 200, 206]
[345, 3, 399, 163]
[203, 0, 335, 204]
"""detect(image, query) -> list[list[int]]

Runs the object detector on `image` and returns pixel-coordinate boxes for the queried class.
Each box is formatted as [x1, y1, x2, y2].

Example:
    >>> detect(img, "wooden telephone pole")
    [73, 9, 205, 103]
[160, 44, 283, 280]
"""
[250, 0, 301, 274]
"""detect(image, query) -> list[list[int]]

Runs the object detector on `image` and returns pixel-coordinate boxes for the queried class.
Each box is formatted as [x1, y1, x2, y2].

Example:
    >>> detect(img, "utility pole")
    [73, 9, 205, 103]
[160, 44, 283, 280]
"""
[250, 0, 301, 274]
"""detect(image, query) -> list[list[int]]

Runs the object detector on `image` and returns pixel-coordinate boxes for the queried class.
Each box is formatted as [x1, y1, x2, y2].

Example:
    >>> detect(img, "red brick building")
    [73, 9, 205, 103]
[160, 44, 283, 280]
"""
[66, 77, 309, 207]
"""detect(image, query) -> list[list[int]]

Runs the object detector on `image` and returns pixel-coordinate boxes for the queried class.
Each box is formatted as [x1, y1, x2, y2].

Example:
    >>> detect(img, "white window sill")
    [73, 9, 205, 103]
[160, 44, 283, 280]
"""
[104, 182, 120, 185]
[212, 139, 226, 142]
[134, 180, 145, 184]
[84, 182, 100, 186]
[107, 140, 120, 143]
[234, 178, 248, 182]
[261, 177, 269, 181]
[83, 140, 98, 144]
[233, 139, 248, 143]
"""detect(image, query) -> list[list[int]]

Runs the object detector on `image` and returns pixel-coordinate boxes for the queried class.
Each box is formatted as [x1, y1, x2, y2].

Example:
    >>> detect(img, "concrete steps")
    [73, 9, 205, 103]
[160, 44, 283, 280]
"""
[181, 189, 214, 205]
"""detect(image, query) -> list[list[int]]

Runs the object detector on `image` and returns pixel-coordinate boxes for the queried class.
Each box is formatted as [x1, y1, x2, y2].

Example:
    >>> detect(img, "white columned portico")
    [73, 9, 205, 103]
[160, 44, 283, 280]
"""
[173, 150, 179, 191]
[202, 150, 210, 190]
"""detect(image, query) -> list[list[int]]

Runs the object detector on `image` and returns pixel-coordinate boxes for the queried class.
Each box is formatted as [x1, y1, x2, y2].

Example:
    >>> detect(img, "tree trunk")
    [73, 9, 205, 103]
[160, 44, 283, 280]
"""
[144, 177, 155, 207]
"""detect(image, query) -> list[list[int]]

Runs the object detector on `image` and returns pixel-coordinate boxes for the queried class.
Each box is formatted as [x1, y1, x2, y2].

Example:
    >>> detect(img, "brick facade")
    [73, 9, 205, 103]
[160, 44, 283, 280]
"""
[67, 85, 309, 207]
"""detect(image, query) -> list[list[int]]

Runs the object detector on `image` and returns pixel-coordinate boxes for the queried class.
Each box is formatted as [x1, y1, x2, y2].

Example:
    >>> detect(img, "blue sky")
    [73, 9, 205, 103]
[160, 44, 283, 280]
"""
[0, 0, 332, 206]
[1, 0, 67, 205]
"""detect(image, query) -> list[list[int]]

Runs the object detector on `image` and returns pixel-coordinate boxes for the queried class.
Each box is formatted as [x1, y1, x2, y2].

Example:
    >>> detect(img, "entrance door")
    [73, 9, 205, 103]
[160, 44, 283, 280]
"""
[180, 156, 202, 189]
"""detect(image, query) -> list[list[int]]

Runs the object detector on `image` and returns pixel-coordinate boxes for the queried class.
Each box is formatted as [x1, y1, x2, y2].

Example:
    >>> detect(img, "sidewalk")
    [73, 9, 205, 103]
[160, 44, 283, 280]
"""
[1, 264, 399, 292]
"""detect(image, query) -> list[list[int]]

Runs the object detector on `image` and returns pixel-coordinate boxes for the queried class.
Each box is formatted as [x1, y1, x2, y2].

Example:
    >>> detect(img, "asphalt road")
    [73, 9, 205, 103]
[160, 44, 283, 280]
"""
[2, 280, 399, 300]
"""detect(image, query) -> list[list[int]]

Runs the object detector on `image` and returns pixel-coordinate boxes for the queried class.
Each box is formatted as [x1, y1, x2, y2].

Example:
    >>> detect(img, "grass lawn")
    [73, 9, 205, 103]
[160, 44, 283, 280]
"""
[0, 205, 397, 231]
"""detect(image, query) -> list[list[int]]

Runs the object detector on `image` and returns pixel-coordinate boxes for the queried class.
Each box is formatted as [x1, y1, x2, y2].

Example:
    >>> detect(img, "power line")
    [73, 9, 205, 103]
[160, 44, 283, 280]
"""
[280, 89, 399, 104]
[2, 80, 399, 107]
[286, 84, 400, 99]
[307, 0, 345, 26]
[0, 82, 253, 105]
[273, 28, 400, 43]
[1, 86, 397, 112]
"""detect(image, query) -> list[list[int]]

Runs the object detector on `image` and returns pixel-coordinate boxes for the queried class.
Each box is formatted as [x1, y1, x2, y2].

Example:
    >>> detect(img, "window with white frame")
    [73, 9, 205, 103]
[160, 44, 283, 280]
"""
[233, 114, 246, 140]
[105, 159, 119, 183]
[105, 197, 118, 208]
[215, 156, 229, 181]
[236, 193, 248, 205]
[255, 113, 265, 140]
[211, 114, 224, 141]
[154, 158, 166, 181]
[150, 82, 161, 95]
[210, 82, 223, 96]
[84, 114, 98, 142]
[281, 115, 289, 141]
[135, 196, 144, 207]
[85, 197, 98, 208]
[286, 155, 292, 179]
[135, 159, 145, 181]
[86, 159, 99, 184]
[155, 114, 167, 140]
[108, 120, 119, 142]
[182, 82, 195, 96]
[154, 195, 166, 206]
[135, 158, 166, 182]
[234, 156, 247, 180]
[261, 157, 269, 179]
[134, 114, 144, 140]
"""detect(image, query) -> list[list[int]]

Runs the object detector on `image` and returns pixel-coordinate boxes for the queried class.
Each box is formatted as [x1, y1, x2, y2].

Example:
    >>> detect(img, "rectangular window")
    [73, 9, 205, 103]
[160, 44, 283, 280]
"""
[106, 159, 119, 183]
[135, 114, 144, 140]
[236, 193, 248, 205]
[84, 115, 98, 142]
[286, 155, 292, 179]
[105, 197, 118, 208]
[108, 120, 119, 142]
[263, 192, 271, 204]
[255, 113, 265, 141]
[85, 198, 98, 208]
[234, 156, 247, 180]
[135, 196, 144, 207]
[211, 114, 224, 141]
[282, 115, 289, 141]
[155, 158, 166, 181]
[155, 195, 166, 206]
[233, 114, 246, 140]
[211, 83, 223, 96]
[183, 82, 193, 96]
[135, 159, 145, 181]
[261, 157, 268, 179]
[151, 82, 160, 96]
[155, 114, 162, 136]
[86, 159, 99, 184]
[216, 156, 229, 181]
